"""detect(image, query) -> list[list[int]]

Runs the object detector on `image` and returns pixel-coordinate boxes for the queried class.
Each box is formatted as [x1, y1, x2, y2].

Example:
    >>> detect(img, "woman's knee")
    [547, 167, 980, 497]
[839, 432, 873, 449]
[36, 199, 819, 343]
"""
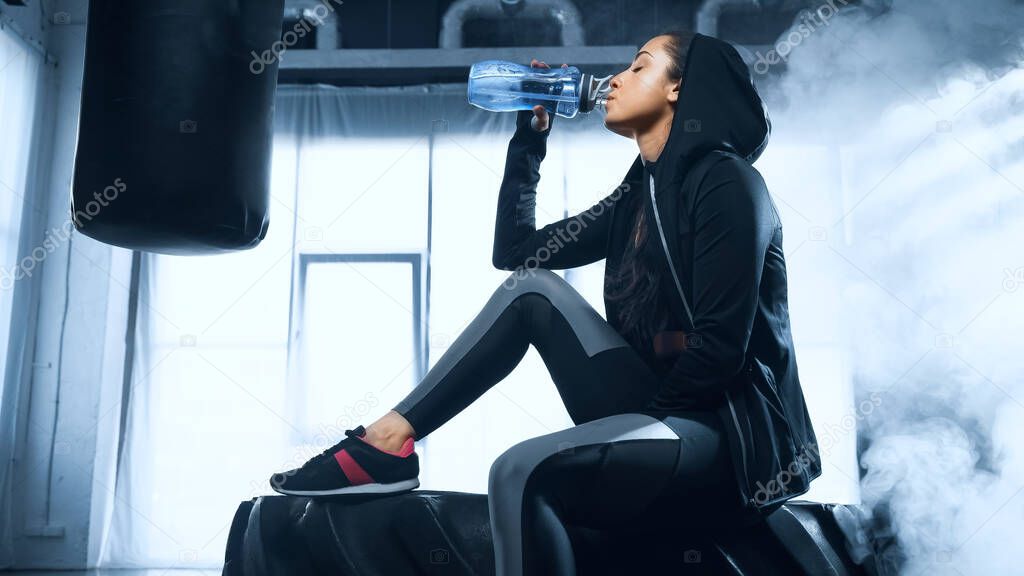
[488, 269, 560, 326]
[496, 268, 585, 324]
[499, 267, 572, 297]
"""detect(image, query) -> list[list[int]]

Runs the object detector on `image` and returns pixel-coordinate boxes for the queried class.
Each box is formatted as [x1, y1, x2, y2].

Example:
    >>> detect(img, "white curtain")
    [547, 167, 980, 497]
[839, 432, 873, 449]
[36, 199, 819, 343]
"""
[0, 22, 43, 568]
[100, 82, 853, 567]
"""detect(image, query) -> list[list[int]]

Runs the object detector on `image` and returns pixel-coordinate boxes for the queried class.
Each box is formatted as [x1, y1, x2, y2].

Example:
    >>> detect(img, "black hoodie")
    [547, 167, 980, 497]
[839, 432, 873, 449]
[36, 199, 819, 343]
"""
[492, 32, 821, 521]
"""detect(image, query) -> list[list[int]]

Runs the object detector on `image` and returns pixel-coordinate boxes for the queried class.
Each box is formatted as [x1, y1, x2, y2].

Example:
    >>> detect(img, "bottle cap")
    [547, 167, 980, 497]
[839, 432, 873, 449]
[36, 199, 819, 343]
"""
[579, 72, 613, 113]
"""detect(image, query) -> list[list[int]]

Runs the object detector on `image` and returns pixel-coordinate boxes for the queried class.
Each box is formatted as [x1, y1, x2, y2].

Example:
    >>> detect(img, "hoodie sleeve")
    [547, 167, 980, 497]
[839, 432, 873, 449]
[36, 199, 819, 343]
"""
[645, 157, 776, 409]
[492, 109, 626, 271]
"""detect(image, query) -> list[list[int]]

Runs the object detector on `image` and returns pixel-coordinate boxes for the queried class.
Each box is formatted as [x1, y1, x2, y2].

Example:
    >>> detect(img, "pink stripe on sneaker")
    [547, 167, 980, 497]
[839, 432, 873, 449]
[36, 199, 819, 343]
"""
[334, 449, 374, 485]
[397, 437, 415, 457]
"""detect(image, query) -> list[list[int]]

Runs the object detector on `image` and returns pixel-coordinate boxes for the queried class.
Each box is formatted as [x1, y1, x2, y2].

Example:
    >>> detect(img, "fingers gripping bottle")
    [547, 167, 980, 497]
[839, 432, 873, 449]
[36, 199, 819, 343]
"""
[467, 60, 613, 119]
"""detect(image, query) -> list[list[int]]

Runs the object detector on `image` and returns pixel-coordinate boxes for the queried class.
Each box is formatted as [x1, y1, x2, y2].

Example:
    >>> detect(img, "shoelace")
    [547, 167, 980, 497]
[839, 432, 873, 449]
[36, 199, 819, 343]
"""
[306, 425, 367, 465]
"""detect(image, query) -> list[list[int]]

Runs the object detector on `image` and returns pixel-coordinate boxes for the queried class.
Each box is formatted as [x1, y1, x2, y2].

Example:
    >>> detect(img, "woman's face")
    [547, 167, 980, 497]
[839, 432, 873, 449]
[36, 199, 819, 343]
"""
[603, 35, 680, 139]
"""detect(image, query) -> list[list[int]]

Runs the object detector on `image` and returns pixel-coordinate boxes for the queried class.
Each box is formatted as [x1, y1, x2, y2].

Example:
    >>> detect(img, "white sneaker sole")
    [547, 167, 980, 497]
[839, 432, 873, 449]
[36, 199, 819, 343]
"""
[271, 477, 420, 497]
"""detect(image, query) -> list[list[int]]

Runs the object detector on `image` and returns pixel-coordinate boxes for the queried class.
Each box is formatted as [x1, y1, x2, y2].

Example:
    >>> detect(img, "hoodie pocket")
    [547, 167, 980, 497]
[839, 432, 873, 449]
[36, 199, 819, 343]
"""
[738, 357, 809, 508]
[750, 357, 796, 452]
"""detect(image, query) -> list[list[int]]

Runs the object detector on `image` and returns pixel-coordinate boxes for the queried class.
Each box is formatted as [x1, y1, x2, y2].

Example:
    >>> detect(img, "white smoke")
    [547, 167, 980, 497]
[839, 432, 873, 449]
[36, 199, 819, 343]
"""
[762, 0, 1024, 573]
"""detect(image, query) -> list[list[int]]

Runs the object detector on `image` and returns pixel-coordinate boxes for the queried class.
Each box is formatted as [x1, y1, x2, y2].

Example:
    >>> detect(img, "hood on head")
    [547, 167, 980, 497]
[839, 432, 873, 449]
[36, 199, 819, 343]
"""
[644, 32, 771, 187]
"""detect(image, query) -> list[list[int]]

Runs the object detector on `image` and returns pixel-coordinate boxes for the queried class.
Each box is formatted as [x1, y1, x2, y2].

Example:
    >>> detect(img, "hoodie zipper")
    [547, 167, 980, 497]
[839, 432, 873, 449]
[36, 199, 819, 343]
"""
[647, 173, 754, 504]
[648, 174, 693, 323]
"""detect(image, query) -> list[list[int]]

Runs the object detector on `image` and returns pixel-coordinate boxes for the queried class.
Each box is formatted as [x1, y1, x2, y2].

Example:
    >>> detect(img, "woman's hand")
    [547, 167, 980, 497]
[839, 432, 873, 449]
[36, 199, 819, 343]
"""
[528, 59, 568, 132]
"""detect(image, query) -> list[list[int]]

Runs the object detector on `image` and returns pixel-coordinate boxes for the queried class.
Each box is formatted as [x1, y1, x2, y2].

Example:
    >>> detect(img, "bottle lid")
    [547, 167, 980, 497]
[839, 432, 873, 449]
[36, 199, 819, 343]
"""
[580, 72, 613, 113]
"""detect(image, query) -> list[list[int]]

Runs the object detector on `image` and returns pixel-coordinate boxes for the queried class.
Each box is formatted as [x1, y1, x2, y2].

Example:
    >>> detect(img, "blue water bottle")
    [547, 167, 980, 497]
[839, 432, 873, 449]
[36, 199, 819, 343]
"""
[467, 60, 612, 119]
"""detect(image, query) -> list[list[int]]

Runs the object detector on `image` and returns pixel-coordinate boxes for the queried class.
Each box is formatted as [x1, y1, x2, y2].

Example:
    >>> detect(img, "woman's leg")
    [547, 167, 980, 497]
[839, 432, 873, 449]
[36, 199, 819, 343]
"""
[489, 411, 741, 576]
[389, 268, 663, 440]
[269, 267, 666, 496]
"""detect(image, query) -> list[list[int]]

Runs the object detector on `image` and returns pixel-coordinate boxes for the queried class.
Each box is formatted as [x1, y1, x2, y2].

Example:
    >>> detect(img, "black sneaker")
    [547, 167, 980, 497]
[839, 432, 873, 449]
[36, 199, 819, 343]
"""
[269, 425, 419, 496]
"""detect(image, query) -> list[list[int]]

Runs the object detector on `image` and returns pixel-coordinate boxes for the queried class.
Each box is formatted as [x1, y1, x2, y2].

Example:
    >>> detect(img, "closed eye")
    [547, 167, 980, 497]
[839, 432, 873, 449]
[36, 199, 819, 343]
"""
[632, 66, 642, 73]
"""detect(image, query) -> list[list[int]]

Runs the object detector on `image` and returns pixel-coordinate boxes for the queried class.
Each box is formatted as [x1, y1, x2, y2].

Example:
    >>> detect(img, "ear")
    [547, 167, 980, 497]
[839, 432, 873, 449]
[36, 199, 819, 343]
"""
[667, 79, 680, 105]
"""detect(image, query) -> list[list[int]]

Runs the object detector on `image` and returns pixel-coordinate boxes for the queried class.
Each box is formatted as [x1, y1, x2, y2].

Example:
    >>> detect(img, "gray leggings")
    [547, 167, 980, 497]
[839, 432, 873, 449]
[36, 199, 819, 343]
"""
[392, 268, 741, 575]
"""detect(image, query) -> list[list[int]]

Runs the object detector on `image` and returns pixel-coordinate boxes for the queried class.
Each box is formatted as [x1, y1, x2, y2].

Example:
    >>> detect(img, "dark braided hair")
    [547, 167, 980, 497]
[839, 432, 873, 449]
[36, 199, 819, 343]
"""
[603, 30, 694, 355]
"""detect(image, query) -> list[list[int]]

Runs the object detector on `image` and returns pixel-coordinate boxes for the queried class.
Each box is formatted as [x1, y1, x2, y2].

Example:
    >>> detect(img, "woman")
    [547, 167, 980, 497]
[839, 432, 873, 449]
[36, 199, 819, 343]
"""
[271, 31, 822, 574]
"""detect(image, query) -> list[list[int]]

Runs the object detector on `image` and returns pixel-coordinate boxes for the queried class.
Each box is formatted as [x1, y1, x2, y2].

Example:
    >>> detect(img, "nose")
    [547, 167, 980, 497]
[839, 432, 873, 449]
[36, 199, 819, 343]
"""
[609, 72, 623, 92]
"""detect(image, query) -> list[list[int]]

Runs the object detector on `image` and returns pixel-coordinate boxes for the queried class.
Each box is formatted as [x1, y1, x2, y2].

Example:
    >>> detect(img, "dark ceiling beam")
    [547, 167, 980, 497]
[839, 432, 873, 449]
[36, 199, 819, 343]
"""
[278, 45, 638, 85]
[277, 43, 777, 85]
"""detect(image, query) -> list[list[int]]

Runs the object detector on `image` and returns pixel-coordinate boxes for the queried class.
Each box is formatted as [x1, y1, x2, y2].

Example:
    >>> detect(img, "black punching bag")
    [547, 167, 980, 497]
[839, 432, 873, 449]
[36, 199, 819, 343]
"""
[71, 0, 285, 255]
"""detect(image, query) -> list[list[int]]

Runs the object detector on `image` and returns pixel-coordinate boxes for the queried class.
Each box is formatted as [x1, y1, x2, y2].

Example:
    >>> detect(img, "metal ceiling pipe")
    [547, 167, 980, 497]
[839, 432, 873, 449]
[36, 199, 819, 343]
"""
[440, 0, 585, 48]
[283, 1, 341, 50]
[696, 0, 763, 37]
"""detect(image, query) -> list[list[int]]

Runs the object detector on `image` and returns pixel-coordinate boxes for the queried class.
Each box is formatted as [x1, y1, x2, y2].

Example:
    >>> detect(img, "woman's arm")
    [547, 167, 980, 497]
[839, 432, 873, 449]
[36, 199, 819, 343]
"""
[646, 156, 776, 408]
[492, 109, 630, 271]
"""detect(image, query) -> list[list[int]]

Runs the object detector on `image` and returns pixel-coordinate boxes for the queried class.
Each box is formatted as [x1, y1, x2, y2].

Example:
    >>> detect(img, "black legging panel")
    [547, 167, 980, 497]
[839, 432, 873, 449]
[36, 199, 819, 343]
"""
[393, 267, 662, 437]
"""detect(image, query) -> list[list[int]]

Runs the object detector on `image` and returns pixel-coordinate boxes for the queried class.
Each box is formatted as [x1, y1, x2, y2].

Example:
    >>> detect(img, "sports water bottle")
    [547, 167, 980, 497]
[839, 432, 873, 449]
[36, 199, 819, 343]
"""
[467, 60, 613, 119]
